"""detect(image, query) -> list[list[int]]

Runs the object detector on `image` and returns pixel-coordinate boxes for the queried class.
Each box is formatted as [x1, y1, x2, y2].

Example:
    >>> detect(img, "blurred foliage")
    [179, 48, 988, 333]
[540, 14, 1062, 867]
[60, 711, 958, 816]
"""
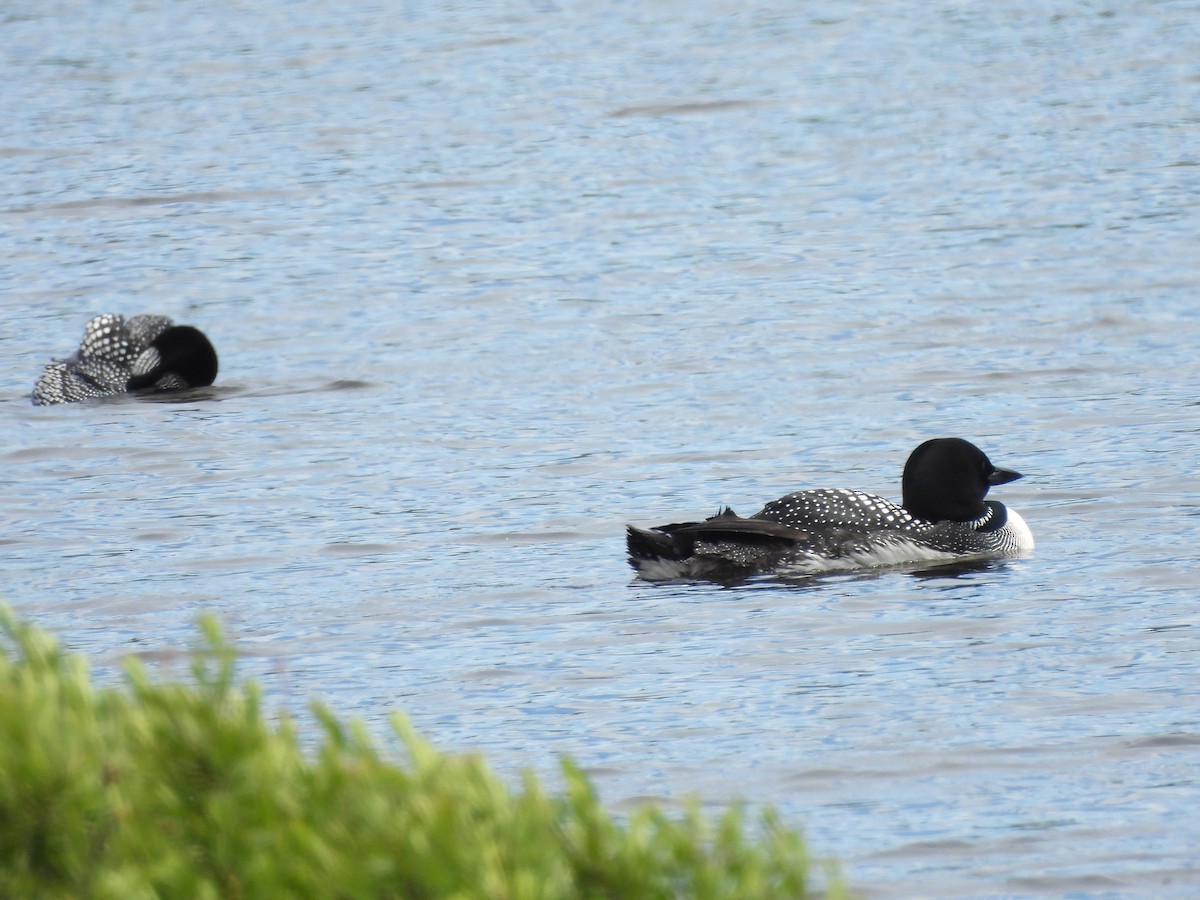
[0, 608, 838, 899]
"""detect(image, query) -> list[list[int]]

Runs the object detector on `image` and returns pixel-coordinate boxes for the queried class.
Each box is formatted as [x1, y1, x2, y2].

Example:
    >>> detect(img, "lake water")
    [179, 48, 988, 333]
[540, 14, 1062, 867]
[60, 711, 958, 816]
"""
[4, 0, 1200, 895]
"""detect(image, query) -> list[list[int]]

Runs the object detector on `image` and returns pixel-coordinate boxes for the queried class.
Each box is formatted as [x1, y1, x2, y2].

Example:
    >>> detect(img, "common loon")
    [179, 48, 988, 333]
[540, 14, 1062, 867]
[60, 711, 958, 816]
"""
[31, 314, 218, 406]
[626, 438, 1034, 581]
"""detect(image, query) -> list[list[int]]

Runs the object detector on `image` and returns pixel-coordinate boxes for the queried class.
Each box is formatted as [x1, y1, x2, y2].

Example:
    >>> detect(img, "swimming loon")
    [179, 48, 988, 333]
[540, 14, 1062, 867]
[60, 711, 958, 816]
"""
[626, 438, 1034, 581]
[31, 314, 218, 406]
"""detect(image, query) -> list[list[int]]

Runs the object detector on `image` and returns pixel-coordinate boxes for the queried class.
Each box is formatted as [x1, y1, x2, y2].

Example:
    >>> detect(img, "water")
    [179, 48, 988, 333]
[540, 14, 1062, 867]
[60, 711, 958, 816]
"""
[4, 0, 1200, 895]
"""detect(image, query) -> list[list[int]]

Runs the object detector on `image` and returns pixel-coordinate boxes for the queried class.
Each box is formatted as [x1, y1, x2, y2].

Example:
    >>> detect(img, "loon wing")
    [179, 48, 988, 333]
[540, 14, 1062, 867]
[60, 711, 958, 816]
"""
[667, 508, 811, 545]
[628, 508, 810, 562]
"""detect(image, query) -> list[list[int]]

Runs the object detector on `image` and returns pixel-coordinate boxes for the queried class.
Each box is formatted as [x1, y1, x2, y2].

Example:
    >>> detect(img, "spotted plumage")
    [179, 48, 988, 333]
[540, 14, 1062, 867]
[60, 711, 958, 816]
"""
[626, 438, 1034, 581]
[32, 314, 218, 406]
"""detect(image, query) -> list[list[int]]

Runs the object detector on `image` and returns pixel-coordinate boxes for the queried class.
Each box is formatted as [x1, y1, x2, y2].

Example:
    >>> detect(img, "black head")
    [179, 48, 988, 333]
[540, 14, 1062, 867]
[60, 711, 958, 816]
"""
[901, 437, 1022, 523]
[125, 325, 218, 393]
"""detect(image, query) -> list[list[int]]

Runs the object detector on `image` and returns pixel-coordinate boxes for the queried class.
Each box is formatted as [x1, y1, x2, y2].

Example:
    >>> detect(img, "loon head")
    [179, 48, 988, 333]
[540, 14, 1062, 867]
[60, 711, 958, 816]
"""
[901, 437, 1022, 523]
[125, 325, 218, 393]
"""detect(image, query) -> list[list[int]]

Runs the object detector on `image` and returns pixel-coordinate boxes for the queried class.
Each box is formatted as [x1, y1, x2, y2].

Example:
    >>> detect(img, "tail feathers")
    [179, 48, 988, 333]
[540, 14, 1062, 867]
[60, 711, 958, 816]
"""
[626, 524, 693, 564]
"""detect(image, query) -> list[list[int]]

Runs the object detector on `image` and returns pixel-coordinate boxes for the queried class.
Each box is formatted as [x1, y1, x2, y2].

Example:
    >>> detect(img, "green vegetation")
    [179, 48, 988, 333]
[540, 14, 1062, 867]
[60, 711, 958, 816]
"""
[0, 608, 838, 899]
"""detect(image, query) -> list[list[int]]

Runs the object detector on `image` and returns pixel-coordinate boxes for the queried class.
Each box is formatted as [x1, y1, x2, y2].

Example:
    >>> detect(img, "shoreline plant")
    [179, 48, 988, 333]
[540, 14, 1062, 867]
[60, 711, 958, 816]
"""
[0, 608, 840, 898]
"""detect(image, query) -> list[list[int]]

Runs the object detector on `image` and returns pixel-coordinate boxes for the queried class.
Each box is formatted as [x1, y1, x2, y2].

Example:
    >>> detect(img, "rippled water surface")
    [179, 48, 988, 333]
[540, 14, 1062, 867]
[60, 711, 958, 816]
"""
[4, 1, 1200, 895]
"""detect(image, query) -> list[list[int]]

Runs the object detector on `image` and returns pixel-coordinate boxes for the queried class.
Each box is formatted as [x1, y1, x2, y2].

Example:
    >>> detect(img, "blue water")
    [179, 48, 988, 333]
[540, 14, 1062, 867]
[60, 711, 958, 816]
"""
[4, 1, 1200, 895]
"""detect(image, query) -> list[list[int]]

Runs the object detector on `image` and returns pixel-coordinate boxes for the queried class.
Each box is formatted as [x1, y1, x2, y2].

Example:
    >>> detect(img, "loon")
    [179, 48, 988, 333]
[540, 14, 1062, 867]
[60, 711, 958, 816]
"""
[626, 438, 1034, 581]
[32, 314, 218, 406]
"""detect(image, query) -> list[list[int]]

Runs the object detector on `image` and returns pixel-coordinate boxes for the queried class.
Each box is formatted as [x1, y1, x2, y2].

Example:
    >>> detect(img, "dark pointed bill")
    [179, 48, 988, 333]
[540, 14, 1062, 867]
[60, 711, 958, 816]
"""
[988, 466, 1022, 486]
